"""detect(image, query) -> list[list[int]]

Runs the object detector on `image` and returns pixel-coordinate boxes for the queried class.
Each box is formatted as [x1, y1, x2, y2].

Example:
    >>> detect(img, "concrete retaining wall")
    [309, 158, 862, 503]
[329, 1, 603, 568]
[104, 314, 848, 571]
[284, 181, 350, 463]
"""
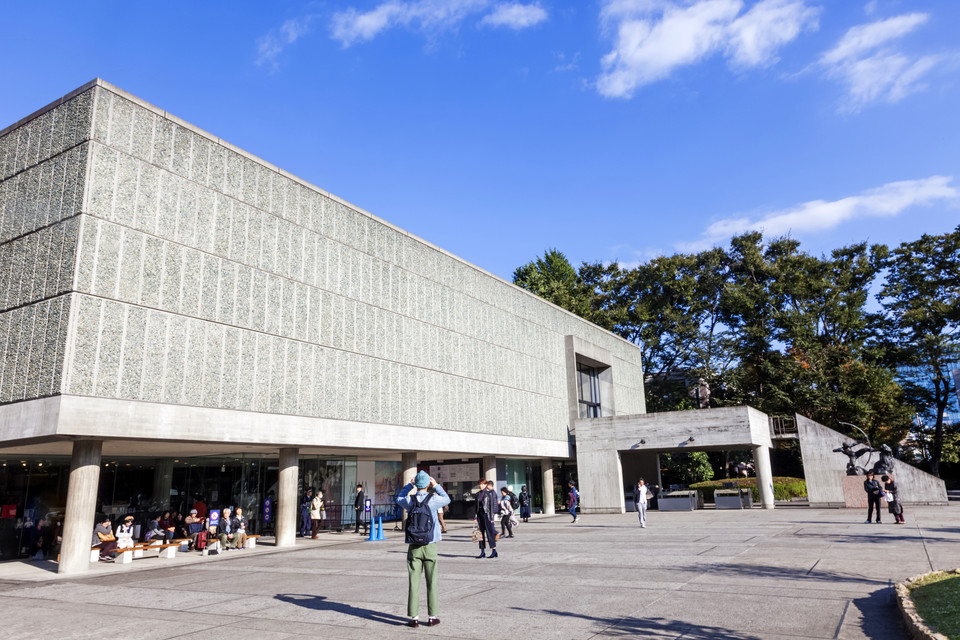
[796, 415, 948, 507]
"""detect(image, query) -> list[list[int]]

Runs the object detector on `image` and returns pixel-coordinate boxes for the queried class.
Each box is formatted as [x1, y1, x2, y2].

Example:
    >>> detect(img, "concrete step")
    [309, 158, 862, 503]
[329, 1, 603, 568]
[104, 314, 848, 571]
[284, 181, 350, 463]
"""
[947, 490, 960, 501]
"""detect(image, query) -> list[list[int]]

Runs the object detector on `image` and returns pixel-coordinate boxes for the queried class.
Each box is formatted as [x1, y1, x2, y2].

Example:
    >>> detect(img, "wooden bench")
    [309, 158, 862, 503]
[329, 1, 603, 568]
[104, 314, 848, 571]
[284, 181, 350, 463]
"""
[172, 538, 192, 552]
[245, 534, 260, 549]
[116, 542, 179, 564]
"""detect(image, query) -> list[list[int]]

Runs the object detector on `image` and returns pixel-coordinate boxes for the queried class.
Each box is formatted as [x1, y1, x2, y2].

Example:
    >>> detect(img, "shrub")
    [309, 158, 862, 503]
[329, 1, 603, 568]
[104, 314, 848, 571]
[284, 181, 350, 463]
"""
[689, 477, 807, 503]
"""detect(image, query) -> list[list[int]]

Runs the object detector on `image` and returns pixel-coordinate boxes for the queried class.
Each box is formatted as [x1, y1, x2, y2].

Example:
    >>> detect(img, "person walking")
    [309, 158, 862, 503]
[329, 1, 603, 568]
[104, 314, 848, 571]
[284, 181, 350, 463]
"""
[633, 478, 650, 528]
[499, 487, 516, 538]
[519, 485, 532, 523]
[310, 490, 325, 538]
[567, 481, 580, 523]
[474, 480, 499, 558]
[863, 472, 883, 524]
[882, 474, 905, 524]
[396, 471, 450, 628]
[300, 488, 314, 537]
[353, 484, 365, 534]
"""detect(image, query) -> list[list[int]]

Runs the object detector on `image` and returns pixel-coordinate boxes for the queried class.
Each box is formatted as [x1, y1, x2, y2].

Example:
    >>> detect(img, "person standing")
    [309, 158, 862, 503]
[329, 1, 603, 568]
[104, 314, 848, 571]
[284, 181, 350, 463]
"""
[396, 471, 450, 628]
[300, 488, 314, 537]
[633, 478, 650, 528]
[519, 485, 532, 522]
[353, 484, 365, 534]
[310, 490, 325, 538]
[863, 472, 883, 524]
[474, 480, 499, 559]
[499, 487, 516, 538]
[882, 474, 905, 524]
[567, 481, 580, 523]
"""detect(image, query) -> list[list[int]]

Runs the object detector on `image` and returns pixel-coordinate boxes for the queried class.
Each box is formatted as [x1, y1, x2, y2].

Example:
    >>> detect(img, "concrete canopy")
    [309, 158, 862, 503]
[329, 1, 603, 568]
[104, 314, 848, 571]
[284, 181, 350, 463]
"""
[574, 406, 775, 513]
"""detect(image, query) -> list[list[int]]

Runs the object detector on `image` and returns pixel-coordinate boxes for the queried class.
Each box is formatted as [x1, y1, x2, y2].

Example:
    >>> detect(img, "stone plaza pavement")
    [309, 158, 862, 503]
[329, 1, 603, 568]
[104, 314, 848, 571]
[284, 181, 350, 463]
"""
[1, 505, 958, 640]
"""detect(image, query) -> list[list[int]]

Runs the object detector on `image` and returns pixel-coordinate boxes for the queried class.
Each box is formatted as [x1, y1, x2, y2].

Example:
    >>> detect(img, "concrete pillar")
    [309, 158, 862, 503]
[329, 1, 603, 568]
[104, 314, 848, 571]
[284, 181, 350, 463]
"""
[577, 448, 625, 514]
[276, 448, 299, 547]
[482, 456, 497, 485]
[152, 459, 173, 510]
[401, 452, 418, 485]
[753, 445, 775, 509]
[541, 458, 555, 514]
[58, 440, 103, 575]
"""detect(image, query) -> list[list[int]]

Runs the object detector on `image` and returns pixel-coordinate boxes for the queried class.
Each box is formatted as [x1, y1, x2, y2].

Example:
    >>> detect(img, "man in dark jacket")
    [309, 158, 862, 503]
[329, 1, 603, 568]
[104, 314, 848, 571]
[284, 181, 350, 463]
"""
[863, 472, 883, 524]
[217, 507, 239, 549]
[474, 480, 498, 559]
[300, 489, 314, 537]
[354, 484, 365, 533]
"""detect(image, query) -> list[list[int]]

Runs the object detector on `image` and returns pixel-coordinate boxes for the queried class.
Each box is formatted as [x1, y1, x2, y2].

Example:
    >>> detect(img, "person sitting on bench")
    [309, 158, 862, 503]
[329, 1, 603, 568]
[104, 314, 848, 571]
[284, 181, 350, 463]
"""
[217, 507, 239, 550]
[116, 515, 135, 551]
[92, 516, 117, 561]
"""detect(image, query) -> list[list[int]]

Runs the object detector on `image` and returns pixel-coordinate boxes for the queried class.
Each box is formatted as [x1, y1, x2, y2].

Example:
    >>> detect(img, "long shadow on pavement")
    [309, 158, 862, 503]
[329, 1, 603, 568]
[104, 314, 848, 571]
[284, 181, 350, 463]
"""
[850, 589, 908, 640]
[511, 608, 762, 639]
[674, 562, 890, 586]
[275, 593, 408, 626]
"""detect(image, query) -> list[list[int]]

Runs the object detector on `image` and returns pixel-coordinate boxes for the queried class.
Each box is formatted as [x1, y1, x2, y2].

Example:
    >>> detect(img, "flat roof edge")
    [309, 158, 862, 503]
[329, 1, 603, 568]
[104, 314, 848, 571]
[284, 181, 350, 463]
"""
[0, 78, 101, 139]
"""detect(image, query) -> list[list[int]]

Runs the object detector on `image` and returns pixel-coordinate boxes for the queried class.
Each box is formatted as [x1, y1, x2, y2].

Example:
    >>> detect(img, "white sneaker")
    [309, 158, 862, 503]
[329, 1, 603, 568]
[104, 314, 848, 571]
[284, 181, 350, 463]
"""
[641, 524, 646, 528]
[574, 517, 580, 523]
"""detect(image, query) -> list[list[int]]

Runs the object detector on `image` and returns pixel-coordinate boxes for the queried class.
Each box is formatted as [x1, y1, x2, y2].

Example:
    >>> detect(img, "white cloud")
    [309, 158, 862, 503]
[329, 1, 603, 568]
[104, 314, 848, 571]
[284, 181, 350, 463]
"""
[726, 0, 821, 68]
[331, 0, 547, 47]
[681, 176, 959, 251]
[480, 3, 548, 29]
[816, 13, 943, 112]
[256, 16, 316, 68]
[596, 0, 819, 99]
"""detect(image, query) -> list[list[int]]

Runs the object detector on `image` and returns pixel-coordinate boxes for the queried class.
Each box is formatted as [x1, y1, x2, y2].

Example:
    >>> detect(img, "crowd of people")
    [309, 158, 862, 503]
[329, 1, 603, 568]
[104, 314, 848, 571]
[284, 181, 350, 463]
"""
[91, 497, 252, 562]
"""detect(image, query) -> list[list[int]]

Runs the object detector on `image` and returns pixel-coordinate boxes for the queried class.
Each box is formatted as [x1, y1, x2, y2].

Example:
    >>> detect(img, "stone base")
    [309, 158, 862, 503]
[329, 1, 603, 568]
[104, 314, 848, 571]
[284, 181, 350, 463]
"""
[842, 475, 868, 508]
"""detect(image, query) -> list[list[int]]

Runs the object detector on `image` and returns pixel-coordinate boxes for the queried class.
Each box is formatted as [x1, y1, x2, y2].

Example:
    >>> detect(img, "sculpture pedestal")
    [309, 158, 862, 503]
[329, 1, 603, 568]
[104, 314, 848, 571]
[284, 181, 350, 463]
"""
[842, 475, 868, 508]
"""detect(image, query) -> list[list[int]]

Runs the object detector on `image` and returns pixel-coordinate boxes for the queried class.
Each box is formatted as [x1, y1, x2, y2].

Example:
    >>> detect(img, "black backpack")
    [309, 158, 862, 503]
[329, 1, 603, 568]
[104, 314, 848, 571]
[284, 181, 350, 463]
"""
[404, 494, 434, 545]
[509, 492, 519, 510]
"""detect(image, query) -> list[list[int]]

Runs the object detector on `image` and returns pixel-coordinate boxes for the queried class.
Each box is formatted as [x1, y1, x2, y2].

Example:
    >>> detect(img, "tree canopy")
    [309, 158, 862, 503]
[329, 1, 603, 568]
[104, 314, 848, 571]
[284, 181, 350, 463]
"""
[515, 227, 960, 476]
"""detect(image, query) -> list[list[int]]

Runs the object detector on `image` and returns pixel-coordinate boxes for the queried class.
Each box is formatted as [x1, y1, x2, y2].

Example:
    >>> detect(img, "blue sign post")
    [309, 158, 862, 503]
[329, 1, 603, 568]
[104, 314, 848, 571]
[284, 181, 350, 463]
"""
[208, 509, 220, 529]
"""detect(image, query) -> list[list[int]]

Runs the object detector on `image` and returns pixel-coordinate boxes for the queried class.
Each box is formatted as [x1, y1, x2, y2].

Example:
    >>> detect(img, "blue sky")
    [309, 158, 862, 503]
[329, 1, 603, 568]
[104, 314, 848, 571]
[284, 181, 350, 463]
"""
[2, 1, 958, 280]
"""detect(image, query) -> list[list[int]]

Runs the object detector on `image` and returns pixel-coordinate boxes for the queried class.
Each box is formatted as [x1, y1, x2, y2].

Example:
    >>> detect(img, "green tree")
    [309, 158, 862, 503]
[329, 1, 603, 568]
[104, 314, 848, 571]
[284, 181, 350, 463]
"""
[513, 249, 605, 326]
[878, 225, 960, 476]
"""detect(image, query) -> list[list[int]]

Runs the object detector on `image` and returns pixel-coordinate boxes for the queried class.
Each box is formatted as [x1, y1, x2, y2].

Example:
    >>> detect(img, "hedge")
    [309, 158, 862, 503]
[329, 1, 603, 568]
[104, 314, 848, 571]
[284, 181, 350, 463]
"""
[688, 477, 807, 503]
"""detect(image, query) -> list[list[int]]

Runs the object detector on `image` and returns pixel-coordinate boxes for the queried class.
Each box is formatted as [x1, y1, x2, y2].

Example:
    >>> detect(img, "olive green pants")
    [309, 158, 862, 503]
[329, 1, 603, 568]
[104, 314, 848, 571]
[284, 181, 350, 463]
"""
[406, 542, 439, 617]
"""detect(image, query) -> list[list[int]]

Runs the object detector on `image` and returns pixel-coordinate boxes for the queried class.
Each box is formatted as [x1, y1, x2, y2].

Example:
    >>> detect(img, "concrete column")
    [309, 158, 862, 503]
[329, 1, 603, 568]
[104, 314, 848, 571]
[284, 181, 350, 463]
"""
[401, 452, 418, 485]
[482, 456, 497, 485]
[152, 459, 173, 510]
[541, 458, 555, 514]
[753, 445, 775, 509]
[58, 440, 103, 575]
[577, 448, 625, 514]
[276, 448, 299, 547]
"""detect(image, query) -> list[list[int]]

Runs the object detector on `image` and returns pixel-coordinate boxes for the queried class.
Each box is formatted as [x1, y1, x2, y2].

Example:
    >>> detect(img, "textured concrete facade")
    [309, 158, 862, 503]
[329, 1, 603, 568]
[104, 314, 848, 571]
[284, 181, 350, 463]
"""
[0, 79, 646, 453]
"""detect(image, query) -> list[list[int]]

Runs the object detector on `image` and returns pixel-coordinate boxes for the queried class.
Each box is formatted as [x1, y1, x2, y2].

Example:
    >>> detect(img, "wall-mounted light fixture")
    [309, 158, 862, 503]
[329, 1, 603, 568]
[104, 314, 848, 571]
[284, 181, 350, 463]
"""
[687, 436, 695, 443]
[639, 439, 646, 445]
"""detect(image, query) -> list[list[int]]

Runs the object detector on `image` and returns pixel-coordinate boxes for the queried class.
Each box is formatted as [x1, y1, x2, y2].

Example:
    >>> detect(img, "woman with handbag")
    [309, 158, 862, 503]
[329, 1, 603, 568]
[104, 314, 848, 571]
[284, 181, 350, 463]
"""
[499, 487, 516, 539]
[881, 474, 905, 524]
[92, 516, 117, 561]
[310, 490, 325, 538]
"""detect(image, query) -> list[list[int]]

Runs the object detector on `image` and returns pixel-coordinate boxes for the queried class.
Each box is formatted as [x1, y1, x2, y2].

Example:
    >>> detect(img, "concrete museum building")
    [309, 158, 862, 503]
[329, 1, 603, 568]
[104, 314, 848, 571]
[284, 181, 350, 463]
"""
[0, 80, 666, 573]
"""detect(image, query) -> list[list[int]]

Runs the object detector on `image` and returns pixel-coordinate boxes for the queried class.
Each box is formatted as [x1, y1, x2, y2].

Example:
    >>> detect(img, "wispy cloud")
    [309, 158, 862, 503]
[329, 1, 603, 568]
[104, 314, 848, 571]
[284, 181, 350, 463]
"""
[480, 3, 548, 29]
[256, 16, 316, 69]
[680, 176, 959, 251]
[331, 0, 547, 47]
[596, 0, 820, 99]
[554, 51, 581, 72]
[816, 13, 945, 113]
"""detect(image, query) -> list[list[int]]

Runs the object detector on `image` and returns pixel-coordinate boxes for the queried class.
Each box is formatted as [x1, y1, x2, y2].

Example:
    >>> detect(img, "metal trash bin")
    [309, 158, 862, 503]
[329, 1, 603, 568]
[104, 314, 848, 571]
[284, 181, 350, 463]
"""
[658, 490, 698, 511]
[715, 488, 753, 509]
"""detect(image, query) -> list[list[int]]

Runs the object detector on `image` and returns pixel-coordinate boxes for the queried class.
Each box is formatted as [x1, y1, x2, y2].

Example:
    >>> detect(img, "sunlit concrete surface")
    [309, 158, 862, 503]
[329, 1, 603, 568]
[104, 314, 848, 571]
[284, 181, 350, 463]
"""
[2, 505, 958, 639]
